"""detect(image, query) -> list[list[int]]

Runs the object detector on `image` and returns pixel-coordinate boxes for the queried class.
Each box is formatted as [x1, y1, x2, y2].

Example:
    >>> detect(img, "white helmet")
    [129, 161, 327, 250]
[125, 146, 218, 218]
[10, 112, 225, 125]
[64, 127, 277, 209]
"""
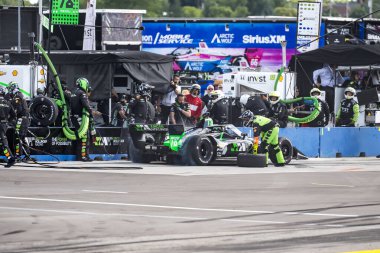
[210, 90, 224, 103]
[240, 94, 250, 106]
[269, 91, 281, 105]
[344, 87, 356, 99]
[310, 88, 321, 98]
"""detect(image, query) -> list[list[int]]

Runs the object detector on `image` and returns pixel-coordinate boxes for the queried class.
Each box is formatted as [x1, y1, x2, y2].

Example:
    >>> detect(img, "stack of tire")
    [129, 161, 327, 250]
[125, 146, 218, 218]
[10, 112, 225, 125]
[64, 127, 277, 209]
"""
[237, 137, 292, 167]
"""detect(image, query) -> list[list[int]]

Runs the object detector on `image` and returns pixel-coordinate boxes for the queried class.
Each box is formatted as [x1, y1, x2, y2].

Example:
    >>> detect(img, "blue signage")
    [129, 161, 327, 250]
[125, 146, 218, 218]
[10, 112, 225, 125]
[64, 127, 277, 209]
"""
[142, 22, 299, 49]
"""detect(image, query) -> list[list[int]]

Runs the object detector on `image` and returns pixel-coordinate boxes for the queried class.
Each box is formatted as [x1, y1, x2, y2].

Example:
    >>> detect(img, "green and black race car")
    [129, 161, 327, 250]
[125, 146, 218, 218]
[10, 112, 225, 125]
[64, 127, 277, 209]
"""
[128, 123, 294, 166]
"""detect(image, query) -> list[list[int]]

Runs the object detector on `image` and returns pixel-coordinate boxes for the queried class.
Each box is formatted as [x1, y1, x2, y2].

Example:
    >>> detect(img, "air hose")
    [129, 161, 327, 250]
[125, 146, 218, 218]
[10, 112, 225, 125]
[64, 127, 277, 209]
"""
[281, 97, 321, 124]
[34, 42, 89, 140]
[273, 67, 320, 124]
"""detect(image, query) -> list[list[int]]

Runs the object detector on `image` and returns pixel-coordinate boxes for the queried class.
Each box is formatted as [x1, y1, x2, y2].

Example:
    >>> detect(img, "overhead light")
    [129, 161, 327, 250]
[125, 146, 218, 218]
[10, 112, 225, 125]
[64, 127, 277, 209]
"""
[28, 0, 39, 4]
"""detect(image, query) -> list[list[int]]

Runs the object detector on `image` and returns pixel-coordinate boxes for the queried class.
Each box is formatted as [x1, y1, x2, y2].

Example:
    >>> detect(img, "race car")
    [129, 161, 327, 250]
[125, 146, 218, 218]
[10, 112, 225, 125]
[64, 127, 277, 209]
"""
[128, 123, 294, 166]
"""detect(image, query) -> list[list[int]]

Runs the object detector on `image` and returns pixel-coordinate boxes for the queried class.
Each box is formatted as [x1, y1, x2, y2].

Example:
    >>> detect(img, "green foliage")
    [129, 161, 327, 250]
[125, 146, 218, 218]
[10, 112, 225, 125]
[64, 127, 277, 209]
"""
[0, 0, 34, 6]
[1, 0, 375, 19]
[182, 6, 202, 17]
[350, 5, 369, 18]
[274, 7, 297, 17]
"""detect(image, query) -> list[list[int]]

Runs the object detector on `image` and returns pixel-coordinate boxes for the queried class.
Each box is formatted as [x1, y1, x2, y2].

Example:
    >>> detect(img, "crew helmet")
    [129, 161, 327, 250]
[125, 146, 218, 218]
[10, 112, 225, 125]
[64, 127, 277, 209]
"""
[239, 110, 254, 127]
[190, 83, 201, 91]
[137, 82, 153, 97]
[310, 88, 322, 98]
[240, 94, 250, 106]
[76, 78, 91, 92]
[344, 87, 356, 99]
[210, 90, 224, 102]
[269, 91, 281, 105]
[8, 81, 19, 94]
[0, 87, 6, 96]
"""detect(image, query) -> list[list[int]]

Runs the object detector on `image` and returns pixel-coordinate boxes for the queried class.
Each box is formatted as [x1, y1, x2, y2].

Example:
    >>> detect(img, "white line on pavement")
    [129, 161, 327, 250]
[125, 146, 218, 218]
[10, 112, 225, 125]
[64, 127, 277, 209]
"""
[0, 196, 360, 218]
[312, 183, 355, 188]
[82, 190, 129, 194]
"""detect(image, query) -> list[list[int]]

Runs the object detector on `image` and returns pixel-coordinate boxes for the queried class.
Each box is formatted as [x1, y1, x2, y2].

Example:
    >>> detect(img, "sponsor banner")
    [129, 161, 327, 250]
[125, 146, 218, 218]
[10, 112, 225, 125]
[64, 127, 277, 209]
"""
[142, 22, 297, 48]
[21, 127, 128, 155]
[365, 23, 380, 40]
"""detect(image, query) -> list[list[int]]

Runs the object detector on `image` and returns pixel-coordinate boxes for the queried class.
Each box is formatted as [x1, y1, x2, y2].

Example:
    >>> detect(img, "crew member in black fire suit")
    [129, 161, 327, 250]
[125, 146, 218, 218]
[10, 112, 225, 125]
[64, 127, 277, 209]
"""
[70, 78, 94, 162]
[11, 85, 31, 161]
[127, 83, 155, 124]
[0, 87, 16, 167]
[208, 90, 229, 124]
[268, 91, 288, 128]
[336, 87, 359, 127]
[239, 93, 269, 117]
[303, 88, 330, 127]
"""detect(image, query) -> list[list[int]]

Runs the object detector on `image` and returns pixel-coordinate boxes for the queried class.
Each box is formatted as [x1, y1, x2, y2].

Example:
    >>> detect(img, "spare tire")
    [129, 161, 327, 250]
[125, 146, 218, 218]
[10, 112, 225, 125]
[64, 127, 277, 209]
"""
[237, 153, 267, 167]
[269, 137, 293, 165]
[29, 96, 59, 126]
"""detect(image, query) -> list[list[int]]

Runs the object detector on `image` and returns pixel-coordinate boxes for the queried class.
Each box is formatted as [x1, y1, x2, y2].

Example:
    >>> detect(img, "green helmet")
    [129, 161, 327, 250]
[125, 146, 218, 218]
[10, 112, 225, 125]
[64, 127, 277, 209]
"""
[76, 78, 91, 92]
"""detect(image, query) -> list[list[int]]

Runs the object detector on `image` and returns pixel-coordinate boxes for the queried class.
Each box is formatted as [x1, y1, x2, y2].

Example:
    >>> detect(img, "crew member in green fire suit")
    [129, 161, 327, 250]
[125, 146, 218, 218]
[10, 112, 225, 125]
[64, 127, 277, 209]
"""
[239, 110, 285, 167]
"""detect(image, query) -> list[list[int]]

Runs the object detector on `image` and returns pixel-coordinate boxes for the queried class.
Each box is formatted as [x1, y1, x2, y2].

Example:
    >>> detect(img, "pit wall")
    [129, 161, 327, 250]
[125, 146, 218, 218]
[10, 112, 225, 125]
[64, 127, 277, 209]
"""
[239, 127, 380, 158]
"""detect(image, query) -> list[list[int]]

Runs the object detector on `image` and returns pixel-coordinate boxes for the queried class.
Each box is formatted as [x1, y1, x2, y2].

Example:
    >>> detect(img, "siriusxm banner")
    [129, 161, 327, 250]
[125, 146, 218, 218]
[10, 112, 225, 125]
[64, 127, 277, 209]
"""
[142, 22, 297, 48]
[141, 21, 325, 72]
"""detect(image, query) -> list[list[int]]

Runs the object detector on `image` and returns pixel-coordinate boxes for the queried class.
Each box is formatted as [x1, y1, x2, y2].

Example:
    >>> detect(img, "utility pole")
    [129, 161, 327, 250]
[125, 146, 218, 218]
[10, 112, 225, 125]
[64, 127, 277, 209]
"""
[369, 0, 373, 18]
[17, 0, 22, 52]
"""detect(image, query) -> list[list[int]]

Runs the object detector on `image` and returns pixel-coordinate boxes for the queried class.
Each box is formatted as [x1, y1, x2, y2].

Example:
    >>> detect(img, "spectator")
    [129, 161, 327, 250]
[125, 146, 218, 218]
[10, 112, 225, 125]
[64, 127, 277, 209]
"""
[182, 89, 190, 96]
[185, 84, 203, 124]
[202, 84, 214, 109]
[268, 91, 288, 128]
[159, 75, 181, 124]
[213, 80, 223, 91]
[342, 71, 361, 90]
[313, 64, 344, 112]
[111, 95, 128, 127]
[169, 94, 191, 126]
[336, 87, 359, 127]
[301, 88, 330, 127]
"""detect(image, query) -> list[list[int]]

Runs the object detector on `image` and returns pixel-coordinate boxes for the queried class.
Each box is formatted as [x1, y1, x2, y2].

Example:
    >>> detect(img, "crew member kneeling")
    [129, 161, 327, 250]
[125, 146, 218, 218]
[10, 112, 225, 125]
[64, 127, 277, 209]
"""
[239, 110, 285, 167]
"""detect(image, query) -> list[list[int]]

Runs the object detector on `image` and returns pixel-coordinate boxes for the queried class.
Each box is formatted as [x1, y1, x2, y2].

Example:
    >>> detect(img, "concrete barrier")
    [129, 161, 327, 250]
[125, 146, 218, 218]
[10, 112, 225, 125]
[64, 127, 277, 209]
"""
[239, 126, 380, 158]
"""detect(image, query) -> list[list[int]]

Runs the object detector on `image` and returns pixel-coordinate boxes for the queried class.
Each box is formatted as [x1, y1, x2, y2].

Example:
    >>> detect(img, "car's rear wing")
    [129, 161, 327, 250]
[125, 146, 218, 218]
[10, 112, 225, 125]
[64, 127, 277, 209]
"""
[129, 124, 185, 135]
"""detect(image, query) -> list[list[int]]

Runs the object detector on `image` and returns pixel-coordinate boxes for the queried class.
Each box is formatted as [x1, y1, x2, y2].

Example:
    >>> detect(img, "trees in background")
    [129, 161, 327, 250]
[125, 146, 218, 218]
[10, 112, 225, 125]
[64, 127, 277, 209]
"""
[0, 0, 379, 18]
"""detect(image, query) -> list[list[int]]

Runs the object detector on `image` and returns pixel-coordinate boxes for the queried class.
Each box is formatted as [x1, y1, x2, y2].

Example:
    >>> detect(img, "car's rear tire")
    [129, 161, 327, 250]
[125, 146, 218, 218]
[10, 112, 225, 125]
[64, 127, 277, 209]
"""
[269, 137, 293, 165]
[237, 153, 267, 167]
[181, 136, 215, 166]
[127, 135, 154, 163]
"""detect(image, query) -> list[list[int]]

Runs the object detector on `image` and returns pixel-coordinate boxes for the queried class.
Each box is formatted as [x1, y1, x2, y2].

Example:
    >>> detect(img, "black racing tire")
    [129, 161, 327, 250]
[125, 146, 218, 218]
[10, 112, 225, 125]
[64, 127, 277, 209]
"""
[29, 96, 59, 127]
[166, 155, 182, 165]
[127, 136, 154, 164]
[181, 135, 215, 166]
[269, 137, 293, 165]
[237, 153, 267, 167]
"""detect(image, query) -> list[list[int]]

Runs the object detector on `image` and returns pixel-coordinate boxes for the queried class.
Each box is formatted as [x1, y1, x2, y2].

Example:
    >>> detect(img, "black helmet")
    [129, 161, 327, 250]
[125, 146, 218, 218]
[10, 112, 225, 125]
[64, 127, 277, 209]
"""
[239, 110, 254, 127]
